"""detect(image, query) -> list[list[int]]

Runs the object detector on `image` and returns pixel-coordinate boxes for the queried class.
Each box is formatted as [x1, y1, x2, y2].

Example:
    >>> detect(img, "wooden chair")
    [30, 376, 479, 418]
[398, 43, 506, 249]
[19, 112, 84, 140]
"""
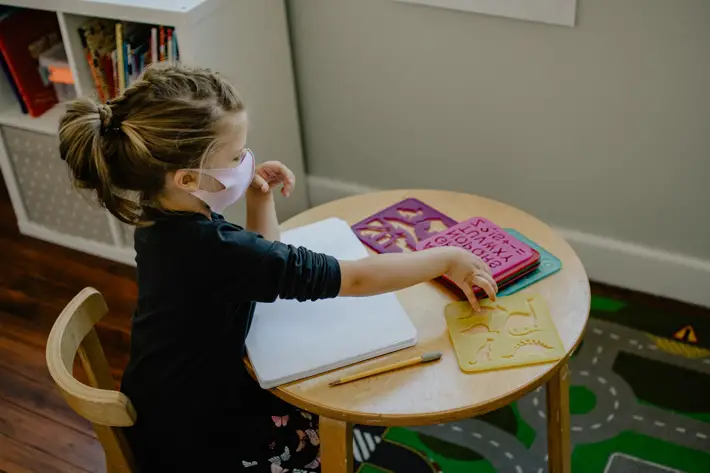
[46, 287, 138, 473]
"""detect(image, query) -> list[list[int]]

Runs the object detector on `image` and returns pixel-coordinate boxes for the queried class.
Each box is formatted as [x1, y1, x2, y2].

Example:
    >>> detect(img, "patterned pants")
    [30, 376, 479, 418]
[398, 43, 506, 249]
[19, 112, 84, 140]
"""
[240, 404, 321, 473]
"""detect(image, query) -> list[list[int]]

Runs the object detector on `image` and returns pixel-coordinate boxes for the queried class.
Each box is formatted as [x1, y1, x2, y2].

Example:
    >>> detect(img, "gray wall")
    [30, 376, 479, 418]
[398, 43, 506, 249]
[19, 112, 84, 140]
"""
[288, 0, 710, 260]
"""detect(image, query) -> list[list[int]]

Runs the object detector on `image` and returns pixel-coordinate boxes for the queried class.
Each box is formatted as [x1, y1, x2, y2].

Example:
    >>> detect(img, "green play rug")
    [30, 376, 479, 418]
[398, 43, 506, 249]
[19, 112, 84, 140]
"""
[353, 294, 710, 473]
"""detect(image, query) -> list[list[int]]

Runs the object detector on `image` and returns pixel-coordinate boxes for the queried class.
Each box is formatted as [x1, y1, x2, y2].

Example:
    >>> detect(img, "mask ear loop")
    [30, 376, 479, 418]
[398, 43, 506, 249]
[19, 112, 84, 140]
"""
[191, 169, 206, 192]
[186, 142, 220, 192]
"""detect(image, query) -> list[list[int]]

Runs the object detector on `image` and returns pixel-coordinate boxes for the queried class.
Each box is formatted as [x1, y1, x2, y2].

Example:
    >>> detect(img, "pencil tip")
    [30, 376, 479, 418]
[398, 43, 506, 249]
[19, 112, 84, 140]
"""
[329, 380, 341, 387]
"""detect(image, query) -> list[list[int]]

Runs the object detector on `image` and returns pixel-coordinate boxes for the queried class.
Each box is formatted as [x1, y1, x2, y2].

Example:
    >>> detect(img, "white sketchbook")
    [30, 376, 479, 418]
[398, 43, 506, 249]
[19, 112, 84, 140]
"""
[245, 217, 418, 389]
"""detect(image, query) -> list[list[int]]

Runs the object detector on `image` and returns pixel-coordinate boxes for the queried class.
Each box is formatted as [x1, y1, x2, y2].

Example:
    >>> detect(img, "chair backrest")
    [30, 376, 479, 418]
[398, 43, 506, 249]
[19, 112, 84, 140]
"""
[46, 287, 138, 473]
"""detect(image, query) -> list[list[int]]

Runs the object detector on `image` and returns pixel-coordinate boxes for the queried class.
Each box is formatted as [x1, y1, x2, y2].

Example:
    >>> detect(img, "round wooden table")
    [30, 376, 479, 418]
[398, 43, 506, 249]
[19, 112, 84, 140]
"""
[275, 190, 590, 473]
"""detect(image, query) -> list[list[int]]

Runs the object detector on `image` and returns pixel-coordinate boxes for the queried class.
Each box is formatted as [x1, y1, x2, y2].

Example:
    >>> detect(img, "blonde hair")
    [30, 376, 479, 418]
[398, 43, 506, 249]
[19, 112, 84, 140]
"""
[58, 64, 244, 225]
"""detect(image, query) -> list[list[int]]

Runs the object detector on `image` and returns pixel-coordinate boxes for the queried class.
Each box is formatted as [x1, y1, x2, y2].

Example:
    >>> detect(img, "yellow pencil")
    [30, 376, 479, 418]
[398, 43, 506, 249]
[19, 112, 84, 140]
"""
[329, 351, 443, 387]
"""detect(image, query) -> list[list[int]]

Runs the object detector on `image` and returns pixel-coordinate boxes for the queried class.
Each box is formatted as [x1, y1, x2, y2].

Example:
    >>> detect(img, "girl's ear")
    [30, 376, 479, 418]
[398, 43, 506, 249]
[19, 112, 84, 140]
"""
[173, 170, 200, 192]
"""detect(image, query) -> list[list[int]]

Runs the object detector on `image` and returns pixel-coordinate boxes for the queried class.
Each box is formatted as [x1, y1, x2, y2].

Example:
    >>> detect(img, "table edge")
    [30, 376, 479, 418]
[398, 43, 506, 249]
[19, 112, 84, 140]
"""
[267, 326, 586, 426]
[269, 189, 591, 425]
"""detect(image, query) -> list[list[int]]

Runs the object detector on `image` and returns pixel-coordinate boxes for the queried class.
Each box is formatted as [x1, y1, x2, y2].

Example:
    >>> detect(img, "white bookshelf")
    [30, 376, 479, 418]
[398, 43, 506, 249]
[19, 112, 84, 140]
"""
[0, 101, 65, 134]
[0, 0, 308, 265]
[1, 0, 221, 27]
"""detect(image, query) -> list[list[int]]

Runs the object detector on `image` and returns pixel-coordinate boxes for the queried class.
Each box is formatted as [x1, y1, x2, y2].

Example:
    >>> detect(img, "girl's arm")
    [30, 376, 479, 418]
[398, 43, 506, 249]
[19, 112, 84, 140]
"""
[246, 161, 295, 241]
[217, 225, 497, 310]
[339, 247, 498, 311]
[246, 190, 280, 241]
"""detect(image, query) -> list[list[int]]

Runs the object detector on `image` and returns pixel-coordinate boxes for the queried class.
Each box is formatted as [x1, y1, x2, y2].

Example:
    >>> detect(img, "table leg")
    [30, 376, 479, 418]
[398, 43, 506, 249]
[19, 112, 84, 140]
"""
[320, 416, 353, 473]
[546, 362, 571, 473]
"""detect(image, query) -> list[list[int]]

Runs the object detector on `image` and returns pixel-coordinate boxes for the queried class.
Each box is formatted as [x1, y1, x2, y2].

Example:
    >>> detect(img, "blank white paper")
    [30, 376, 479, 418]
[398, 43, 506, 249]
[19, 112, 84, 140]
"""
[245, 218, 418, 389]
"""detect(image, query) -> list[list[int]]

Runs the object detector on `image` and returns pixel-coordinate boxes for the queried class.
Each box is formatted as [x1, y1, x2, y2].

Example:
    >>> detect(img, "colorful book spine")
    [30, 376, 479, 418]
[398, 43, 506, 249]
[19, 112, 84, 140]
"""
[172, 30, 178, 60]
[132, 43, 147, 76]
[111, 49, 118, 98]
[159, 26, 165, 62]
[126, 43, 132, 86]
[80, 22, 106, 101]
[122, 38, 129, 88]
[150, 27, 157, 64]
[85, 24, 112, 100]
[132, 46, 139, 80]
[101, 53, 114, 99]
[115, 23, 125, 93]
[0, 49, 27, 113]
[167, 28, 173, 64]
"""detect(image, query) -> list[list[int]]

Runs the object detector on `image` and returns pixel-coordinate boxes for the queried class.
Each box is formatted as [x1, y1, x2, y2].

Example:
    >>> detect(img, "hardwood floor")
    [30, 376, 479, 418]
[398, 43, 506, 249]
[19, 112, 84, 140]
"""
[0, 177, 135, 473]
[0, 175, 707, 472]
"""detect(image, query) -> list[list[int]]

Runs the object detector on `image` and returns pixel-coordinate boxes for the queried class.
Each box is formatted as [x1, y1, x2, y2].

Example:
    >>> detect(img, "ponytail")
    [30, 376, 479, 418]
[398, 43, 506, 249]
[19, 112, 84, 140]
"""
[58, 63, 245, 226]
[58, 98, 142, 225]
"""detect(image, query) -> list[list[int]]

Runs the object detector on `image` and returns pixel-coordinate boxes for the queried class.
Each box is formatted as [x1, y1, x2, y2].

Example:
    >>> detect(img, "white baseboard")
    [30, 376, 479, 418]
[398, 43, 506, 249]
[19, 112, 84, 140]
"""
[19, 221, 137, 267]
[306, 175, 710, 308]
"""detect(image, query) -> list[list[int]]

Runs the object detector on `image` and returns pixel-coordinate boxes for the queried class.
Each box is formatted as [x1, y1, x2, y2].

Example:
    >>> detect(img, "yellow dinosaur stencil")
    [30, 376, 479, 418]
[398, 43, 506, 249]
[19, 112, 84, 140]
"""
[445, 293, 565, 373]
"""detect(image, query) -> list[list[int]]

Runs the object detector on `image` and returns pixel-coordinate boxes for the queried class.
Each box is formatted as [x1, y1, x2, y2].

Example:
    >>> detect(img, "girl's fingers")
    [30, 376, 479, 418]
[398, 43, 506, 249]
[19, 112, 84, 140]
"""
[461, 281, 481, 312]
[271, 171, 294, 197]
[280, 166, 296, 197]
[255, 162, 296, 196]
[476, 271, 498, 295]
[251, 173, 270, 193]
[474, 275, 497, 301]
[282, 179, 293, 197]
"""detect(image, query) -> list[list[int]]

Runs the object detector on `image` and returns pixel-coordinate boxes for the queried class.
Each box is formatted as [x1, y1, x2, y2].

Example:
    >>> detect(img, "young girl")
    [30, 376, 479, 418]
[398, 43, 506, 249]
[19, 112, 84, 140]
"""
[58, 64, 497, 472]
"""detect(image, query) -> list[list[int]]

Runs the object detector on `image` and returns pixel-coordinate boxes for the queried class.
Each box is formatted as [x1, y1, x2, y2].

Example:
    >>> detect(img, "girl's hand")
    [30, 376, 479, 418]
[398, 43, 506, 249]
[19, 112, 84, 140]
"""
[445, 248, 498, 311]
[338, 246, 498, 312]
[250, 161, 296, 197]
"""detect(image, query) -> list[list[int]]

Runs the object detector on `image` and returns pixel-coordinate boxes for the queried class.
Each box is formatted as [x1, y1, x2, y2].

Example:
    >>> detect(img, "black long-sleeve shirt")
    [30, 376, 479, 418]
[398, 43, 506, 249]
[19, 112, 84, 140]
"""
[120, 211, 341, 472]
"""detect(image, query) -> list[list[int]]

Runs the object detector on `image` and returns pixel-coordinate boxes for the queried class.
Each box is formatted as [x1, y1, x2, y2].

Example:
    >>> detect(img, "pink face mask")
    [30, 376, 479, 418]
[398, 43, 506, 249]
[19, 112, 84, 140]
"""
[189, 149, 255, 213]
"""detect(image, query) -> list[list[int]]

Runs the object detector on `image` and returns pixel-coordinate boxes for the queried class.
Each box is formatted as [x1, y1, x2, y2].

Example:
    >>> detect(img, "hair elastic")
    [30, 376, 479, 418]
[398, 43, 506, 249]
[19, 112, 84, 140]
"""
[100, 101, 122, 136]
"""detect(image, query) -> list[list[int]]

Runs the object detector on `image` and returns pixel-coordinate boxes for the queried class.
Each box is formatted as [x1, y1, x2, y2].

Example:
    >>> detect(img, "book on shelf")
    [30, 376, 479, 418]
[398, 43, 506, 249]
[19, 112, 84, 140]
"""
[0, 44, 27, 114]
[77, 19, 179, 99]
[0, 7, 62, 117]
[79, 18, 115, 101]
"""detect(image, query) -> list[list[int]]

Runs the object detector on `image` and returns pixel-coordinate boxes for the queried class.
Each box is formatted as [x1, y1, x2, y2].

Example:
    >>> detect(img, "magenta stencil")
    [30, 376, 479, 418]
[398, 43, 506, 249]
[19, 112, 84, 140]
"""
[351, 198, 458, 253]
[416, 217, 540, 288]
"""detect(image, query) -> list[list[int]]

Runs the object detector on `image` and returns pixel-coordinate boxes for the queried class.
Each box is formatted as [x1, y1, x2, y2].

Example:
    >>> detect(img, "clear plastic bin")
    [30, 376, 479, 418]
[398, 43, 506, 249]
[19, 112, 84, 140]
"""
[38, 42, 76, 102]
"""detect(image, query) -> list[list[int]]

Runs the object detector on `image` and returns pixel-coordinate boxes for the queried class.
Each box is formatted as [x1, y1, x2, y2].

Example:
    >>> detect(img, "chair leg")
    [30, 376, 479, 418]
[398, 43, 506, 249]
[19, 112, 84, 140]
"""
[320, 416, 353, 473]
[546, 362, 572, 473]
[93, 424, 136, 473]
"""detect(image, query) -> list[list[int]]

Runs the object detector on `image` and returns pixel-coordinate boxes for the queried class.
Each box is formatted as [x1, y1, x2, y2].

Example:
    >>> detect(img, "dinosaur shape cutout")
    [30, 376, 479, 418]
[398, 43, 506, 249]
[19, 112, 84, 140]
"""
[506, 298, 543, 336]
[457, 306, 495, 320]
[444, 293, 565, 373]
[469, 337, 496, 364]
[397, 208, 424, 220]
[501, 339, 554, 358]
[458, 310, 499, 336]
[460, 323, 499, 336]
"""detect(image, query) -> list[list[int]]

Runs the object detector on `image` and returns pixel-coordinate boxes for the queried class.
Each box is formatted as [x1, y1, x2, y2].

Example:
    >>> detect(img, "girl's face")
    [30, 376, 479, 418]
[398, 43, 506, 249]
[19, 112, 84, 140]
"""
[172, 111, 249, 193]
[205, 111, 249, 170]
